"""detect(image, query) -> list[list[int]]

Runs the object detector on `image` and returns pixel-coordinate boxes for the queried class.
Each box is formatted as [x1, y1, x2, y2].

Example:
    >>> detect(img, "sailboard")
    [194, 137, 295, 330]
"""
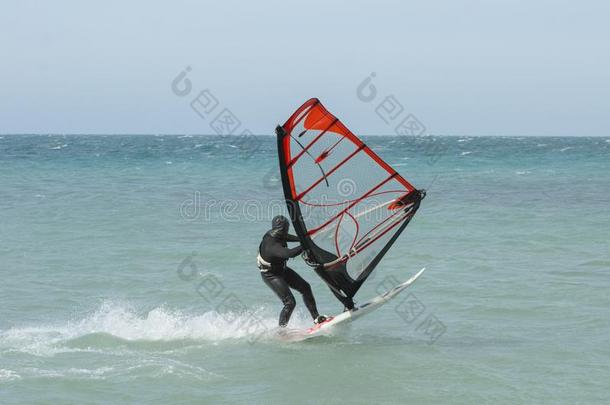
[276, 267, 426, 342]
[276, 98, 426, 311]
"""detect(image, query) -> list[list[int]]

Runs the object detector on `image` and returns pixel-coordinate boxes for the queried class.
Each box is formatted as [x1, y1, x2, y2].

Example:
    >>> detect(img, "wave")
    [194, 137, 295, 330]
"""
[0, 301, 309, 357]
[578, 259, 610, 268]
[0, 369, 21, 382]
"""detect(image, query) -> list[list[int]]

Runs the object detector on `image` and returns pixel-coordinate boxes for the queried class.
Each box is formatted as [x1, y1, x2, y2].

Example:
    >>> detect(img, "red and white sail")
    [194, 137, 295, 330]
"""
[276, 98, 424, 300]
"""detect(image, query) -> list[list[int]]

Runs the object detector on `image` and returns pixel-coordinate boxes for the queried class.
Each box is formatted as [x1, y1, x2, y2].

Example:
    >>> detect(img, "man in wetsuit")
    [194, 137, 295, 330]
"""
[257, 215, 327, 327]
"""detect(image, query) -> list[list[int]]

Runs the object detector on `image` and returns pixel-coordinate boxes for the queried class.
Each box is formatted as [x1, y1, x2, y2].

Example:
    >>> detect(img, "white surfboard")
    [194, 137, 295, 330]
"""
[281, 267, 426, 342]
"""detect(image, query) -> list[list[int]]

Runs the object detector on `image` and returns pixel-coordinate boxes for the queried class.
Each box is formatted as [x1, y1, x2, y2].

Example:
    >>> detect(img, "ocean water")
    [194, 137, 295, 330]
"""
[1, 134, 609, 404]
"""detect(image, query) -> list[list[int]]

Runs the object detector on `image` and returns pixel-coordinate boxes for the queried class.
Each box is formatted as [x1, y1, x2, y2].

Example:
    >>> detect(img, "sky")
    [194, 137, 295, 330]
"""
[1, 0, 609, 136]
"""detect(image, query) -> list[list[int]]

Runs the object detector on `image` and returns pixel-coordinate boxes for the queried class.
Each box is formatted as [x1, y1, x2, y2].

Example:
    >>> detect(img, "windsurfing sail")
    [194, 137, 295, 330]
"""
[276, 98, 425, 305]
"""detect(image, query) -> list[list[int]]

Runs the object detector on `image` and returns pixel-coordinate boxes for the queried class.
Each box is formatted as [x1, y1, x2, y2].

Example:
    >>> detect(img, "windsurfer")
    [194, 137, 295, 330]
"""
[257, 215, 328, 327]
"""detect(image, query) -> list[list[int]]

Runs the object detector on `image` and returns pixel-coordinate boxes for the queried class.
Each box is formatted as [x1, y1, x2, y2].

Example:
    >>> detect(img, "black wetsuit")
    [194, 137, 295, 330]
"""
[259, 231, 320, 327]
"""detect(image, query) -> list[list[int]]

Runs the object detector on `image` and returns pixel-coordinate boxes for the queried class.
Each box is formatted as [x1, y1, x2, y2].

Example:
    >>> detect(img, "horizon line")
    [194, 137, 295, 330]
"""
[1, 133, 608, 138]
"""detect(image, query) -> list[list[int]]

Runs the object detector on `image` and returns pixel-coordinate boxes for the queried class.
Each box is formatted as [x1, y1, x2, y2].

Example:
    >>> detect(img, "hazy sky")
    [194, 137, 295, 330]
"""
[1, 0, 608, 136]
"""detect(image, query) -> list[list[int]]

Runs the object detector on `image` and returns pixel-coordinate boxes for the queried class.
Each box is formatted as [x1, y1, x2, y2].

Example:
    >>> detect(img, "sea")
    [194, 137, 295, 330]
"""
[1, 134, 608, 404]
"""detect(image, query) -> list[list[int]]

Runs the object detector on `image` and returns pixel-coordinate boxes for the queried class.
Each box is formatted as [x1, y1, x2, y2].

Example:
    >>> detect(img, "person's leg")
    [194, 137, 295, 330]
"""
[283, 267, 320, 320]
[261, 271, 296, 327]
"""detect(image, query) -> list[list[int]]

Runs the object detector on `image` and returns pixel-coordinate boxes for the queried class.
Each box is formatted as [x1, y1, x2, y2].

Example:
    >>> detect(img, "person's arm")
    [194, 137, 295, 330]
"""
[269, 242, 303, 259]
[285, 233, 300, 243]
[285, 245, 303, 258]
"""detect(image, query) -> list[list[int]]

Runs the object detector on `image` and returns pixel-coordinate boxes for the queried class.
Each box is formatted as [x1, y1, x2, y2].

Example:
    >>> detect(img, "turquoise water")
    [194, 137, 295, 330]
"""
[1, 135, 609, 403]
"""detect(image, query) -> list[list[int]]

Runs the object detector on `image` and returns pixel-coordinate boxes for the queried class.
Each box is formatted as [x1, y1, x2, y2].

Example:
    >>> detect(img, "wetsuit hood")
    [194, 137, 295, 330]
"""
[269, 215, 289, 239]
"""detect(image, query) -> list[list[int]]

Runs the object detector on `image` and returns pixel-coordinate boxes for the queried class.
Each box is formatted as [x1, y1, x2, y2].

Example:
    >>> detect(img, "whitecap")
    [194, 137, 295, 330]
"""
[461, 151, 472, 156]
[0, 301, 289, 357]
[0, 369, 21, 381]
[45, 366, 114, 380]
[559, 147, 573, 152]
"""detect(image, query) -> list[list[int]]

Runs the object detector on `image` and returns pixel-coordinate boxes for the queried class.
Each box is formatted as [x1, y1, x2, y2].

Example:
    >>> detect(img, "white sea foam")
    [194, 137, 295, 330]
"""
[20, 366, 115, 380]
[461, 151, 472, 156]
[0, 369, 21, 381]
[0, 301, 301, 357]
[17, 361, 221, 381]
